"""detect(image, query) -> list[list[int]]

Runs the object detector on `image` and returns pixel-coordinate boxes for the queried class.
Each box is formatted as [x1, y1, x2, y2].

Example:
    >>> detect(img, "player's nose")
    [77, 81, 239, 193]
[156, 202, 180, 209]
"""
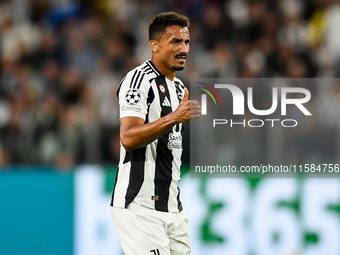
[179, 42, 189, 53]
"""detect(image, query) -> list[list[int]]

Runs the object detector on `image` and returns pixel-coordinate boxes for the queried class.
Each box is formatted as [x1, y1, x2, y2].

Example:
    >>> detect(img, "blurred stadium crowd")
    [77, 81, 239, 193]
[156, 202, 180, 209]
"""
[1, 0, 340, 167]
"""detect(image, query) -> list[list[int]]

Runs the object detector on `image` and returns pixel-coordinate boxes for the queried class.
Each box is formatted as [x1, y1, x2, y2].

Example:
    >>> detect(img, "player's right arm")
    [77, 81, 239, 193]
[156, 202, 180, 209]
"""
[120, 88, 200, 152]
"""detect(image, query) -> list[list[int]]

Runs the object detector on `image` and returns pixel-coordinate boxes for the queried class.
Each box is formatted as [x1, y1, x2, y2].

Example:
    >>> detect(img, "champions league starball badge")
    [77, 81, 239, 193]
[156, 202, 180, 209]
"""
[125, 89, 141, 105]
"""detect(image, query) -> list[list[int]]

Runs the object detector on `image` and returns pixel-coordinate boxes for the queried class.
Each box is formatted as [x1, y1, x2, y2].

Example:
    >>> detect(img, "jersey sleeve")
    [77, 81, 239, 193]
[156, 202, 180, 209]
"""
[117, 70, 149, 120]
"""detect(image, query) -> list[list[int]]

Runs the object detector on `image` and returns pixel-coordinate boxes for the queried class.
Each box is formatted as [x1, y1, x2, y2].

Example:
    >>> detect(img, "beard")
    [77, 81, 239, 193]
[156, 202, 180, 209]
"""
[172, 65, 185, 71]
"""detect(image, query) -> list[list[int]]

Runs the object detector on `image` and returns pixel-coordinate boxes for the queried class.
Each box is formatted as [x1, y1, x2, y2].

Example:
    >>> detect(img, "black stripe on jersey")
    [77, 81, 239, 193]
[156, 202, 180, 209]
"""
[147, 60, 160, 76]
[116, 75, 127, 99]
[145, 86, 155, 124]
[149, 77, 156, 84]
[125, 147, 147, 208]
[141, 60, 160, 76]
[154, 75, 174, 212]
[135, 73, 145, 89]
[175, 80, 184, 89]
[176, 186, 183, 211]
[141, 62, 149, 70]
[123, 151, 131, 164]
[174, 81, 184, 102]
[144, 67, 155, 75]
[110, 166, 120, 206]
[129, 70, 138, 89]
[131, 71, 141, 88]
[143, 66, 152, 72]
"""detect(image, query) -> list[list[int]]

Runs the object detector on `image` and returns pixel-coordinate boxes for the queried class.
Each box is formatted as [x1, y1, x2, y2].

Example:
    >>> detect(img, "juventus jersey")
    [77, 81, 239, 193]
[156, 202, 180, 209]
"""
[110, 60, 186, 213]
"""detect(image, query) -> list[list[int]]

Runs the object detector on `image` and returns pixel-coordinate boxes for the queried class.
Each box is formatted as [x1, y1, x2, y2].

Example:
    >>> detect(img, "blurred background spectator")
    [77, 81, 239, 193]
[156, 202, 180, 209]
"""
[1, 0, 340, 167]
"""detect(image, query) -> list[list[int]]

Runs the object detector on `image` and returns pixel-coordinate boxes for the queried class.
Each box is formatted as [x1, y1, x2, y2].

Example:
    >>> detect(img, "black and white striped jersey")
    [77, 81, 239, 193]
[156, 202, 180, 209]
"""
[110, 60, 186, 213]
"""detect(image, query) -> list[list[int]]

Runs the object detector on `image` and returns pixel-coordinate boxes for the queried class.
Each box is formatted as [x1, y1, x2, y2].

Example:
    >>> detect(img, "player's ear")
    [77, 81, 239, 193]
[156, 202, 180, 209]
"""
[149, 40, 159, 54]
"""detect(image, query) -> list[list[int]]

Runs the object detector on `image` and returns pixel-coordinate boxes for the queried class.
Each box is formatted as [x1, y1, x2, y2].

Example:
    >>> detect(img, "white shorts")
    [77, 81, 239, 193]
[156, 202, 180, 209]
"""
[111, 202, 191, 255]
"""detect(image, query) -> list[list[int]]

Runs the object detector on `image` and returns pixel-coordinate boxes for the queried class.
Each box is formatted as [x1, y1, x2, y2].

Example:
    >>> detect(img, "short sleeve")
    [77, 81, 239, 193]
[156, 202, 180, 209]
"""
[117, 70, 149, 120]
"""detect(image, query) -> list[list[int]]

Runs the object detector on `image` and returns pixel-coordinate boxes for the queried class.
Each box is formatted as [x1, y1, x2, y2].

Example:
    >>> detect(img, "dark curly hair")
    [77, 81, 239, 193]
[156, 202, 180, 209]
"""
[149, 12, 190, 41]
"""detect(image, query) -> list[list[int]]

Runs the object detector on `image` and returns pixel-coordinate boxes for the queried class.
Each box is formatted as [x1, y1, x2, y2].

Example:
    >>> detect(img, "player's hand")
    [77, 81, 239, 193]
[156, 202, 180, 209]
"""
[175, 88, 201, 123]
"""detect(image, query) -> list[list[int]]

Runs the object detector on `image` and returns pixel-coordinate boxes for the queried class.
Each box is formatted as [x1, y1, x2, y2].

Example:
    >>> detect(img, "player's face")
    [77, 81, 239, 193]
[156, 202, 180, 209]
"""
[157, 25, 190, 71]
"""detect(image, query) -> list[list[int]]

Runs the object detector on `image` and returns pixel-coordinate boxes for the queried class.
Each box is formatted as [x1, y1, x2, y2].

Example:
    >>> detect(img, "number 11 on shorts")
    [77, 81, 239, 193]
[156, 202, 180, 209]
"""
[150, 248, 160, 255]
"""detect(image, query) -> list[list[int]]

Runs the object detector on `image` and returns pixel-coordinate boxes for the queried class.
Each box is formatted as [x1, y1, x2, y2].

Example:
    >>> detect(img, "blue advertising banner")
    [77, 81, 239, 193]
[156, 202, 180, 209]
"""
[0, 168, 74, 255]
[1, 166, 340, 255]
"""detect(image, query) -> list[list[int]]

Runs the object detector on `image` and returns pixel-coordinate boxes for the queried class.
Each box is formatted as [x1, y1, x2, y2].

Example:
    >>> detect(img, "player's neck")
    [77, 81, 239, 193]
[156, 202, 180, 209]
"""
[150, 57, 176, 81]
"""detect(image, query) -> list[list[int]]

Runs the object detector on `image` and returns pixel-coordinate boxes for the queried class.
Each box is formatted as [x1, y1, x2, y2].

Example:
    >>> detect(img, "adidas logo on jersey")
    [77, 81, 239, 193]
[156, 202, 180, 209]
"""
[162, 96, 171, 107]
